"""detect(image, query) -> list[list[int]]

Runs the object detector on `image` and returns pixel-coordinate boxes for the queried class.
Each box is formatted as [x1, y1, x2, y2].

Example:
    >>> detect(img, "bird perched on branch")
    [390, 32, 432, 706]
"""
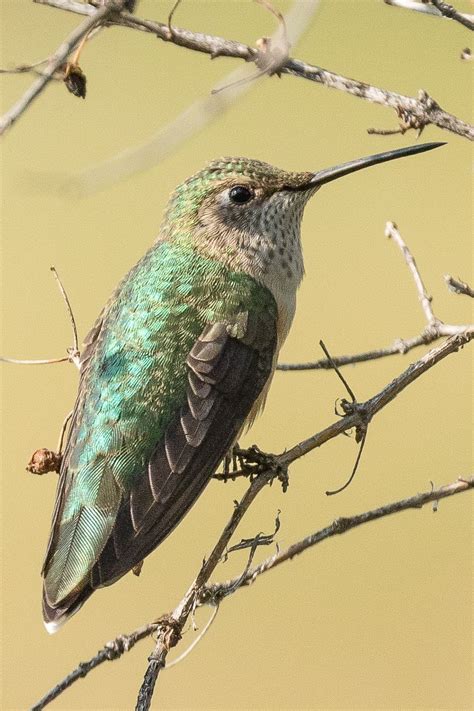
[42, 141, 443, 631]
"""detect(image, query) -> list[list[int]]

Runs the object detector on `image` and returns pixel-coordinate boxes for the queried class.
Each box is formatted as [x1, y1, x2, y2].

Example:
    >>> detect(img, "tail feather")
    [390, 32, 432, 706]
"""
[42, 584, 93, 634]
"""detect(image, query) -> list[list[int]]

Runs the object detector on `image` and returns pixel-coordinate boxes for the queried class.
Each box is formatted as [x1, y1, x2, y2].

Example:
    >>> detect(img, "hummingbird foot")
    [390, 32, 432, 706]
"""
[219, 442, 243, 482]
[235, 445, 289, 492]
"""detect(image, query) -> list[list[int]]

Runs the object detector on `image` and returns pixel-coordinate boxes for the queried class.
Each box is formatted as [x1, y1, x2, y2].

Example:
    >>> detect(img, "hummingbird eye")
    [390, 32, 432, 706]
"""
[228, 185, 253, 204]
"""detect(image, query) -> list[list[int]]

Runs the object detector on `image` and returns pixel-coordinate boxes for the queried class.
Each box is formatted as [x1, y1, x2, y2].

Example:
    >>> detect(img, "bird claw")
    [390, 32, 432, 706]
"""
[235, 445, 289, 491]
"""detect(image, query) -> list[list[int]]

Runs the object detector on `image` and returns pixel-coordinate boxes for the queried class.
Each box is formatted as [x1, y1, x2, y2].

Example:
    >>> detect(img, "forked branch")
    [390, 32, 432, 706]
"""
[278, 222, 471, 371]
[31, 471, 473, 711]
[132, 325, 473, 709]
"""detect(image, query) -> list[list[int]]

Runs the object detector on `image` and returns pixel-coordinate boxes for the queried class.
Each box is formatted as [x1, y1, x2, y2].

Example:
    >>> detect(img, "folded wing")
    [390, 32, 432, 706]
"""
[42, 306, 277, 630]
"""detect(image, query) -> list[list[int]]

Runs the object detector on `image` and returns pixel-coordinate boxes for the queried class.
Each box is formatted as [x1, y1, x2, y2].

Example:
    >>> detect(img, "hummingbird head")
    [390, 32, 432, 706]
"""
[161, 143, 444, 333]
[163, 157, 320, 290]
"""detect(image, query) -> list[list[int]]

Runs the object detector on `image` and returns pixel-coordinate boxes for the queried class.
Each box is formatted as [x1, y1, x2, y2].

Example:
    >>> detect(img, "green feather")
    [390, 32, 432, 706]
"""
[44, 241, 275, 603]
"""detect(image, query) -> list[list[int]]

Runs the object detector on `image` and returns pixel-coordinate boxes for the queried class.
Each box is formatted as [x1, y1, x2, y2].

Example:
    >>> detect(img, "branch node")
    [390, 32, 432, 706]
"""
[149, 615, 182, 661]
[332, 516, 351, 534]
[368, 90, 441, 138]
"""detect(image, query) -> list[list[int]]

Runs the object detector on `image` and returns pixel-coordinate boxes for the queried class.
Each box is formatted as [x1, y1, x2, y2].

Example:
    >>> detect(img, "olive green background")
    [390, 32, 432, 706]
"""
[1, 1, 472, 709]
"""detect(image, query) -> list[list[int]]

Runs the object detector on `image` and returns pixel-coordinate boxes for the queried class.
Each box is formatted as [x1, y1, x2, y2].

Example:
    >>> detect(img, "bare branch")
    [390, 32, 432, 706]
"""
[279, 329, 472, 464]
[33, 0, 94, 13]
[384, 0, 474, 30]
[6, 0, 472, 143]
[63, 0, 320, 194]
[202, 476, 474, 600]
[31, 622, 157, 711]
[1, 266, 81, 369]
[164, 604, 219, 670]
[385, 221, 436, 324]
[278, 222, 471, 371]
[133, 328, 472, 710]
[445, 275, 474, 298]
[34, 472, 473, 709]
[430, 0, 474, 30]
[0, 355, 70, 365]
[109, 19, 474, 141]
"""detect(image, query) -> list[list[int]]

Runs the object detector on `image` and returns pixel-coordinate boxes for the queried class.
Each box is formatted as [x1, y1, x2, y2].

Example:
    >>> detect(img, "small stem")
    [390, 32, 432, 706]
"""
[50, 266, 79, 354]
[385, 221, 436, 325]
[0, 356, 70, 365]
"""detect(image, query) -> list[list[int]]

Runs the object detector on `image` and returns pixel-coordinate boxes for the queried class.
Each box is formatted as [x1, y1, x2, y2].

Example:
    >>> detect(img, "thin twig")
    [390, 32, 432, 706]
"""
[367, 126, 406, 136]
[0, 0, 125, 135]
[32, 327, 474, 711]
[164, 604, 219, 670]
[0, 355, 70, 365]
[31, 622, 157, 711]
[319, 340, 357, 402]
[50, 266, 79, 354]
[132, 328, 473, 711]
[1, 267, 81, 369]
[278, 222, 471, 371]
[62, 0, 319, 194]
[202, 476, 473, 599]
[445, 275, 474, 298]
[385, 221, 436, 324]
[384, 0, 474, 30]
[0, 58, 49, 74]
[325, 431, 367, 496]
[10, 0, 473, 143]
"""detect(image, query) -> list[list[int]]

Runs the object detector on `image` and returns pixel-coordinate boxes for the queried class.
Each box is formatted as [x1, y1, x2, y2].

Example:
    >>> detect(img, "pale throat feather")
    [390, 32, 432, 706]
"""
[195, 187, 315, 349]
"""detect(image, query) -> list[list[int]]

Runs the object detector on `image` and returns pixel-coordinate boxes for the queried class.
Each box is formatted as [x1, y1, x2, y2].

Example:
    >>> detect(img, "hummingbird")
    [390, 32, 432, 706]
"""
[42, 142, 443, 632]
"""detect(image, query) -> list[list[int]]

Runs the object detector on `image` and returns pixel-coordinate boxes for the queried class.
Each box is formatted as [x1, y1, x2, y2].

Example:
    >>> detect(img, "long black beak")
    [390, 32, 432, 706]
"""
[306, 142, 445, 188]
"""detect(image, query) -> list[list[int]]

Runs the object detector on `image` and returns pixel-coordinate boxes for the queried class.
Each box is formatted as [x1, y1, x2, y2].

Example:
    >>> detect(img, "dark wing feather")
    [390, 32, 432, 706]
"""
[91, 308, 276, 588]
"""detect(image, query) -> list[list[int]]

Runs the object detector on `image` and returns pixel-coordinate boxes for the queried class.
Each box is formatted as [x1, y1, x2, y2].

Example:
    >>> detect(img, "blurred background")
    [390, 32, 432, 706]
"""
[1, 1, 472, 709]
